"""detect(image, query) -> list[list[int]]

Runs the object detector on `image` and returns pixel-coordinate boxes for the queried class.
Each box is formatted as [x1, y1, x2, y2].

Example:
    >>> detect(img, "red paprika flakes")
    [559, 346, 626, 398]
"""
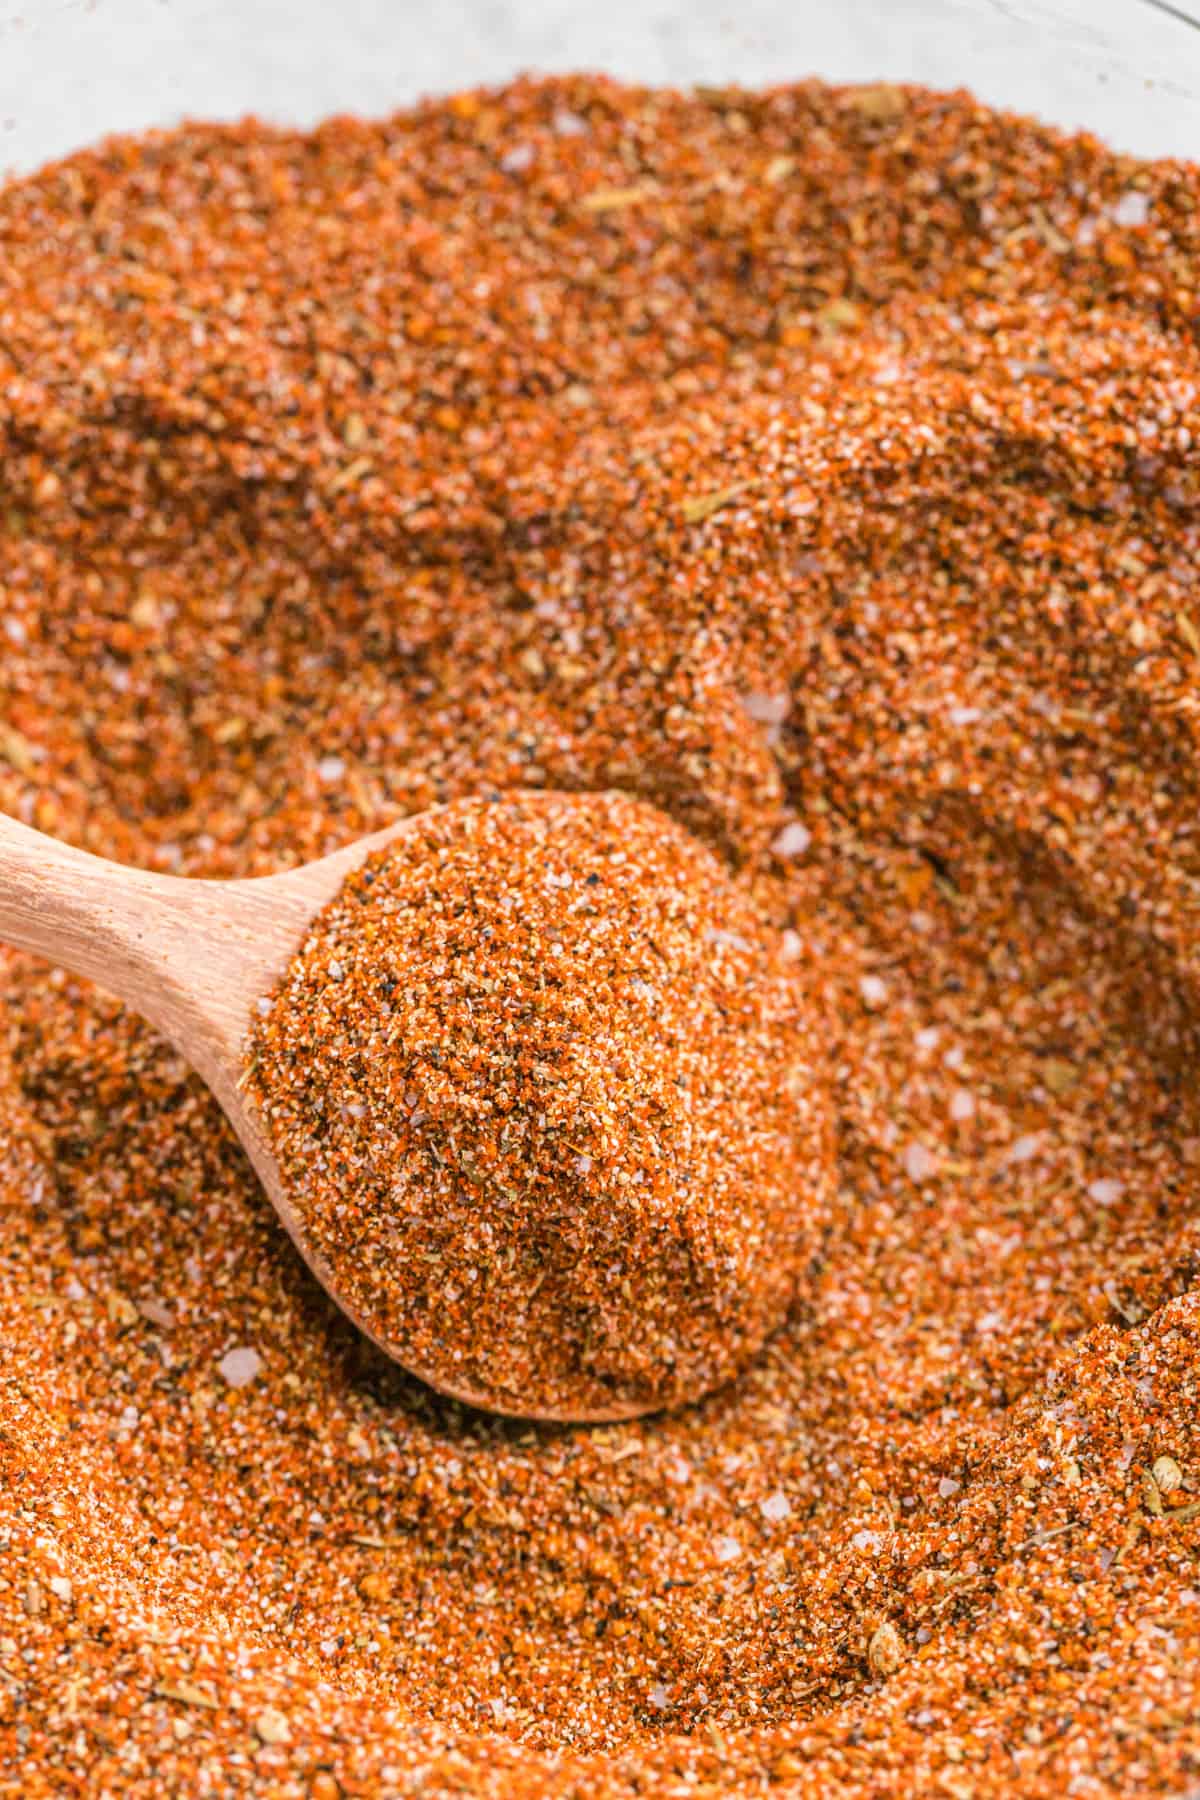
[4, 71, 1200, 1800]
[249, 789, 830, 1419]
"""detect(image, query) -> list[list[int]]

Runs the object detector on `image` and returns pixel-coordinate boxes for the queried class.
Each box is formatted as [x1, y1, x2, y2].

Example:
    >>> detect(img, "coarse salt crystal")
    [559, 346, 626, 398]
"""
[1009, 1134, 1042, 1164]
[500, 143, 535, 173]
[937, 1476, 961, 1498]
[904, 1141, 936, 1183]
[743, 691, 791, 726]
[761, 1491, 792, 1522]
[217, 1346, 262, 1388]
[859, 974, 888, 1009]
[316, 755, 346, 783]
[1111, 190, 1149, 227]
[714, 1536, 743, 1563]
[48, 1576, 72, 1601]
[915, 1025, 939, 1053]
[771, 820, 811, 858]
[647, 1683, 670, 1708]
[780, 929, 803, 962]
[950, 1089, 976, 1122]
[1088, 1177, 1124, 1206]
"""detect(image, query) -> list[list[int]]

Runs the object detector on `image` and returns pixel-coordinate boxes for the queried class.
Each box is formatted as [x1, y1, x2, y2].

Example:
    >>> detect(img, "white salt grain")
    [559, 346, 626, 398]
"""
[217, 1347, 262, 1389]
[743, 692, 791, 726]
[1088, 1177, 1125, 1207]
[851, 1529, 882, 1552]
[500, 143, 535, 173]
[771, 820, 812, 858]
[904, 1142, 936, 1183]
[1111, 190, 1149, 228]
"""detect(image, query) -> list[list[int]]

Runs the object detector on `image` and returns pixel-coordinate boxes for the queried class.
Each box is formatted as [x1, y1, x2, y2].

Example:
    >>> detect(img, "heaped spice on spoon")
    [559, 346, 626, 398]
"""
[249, 789, 830, 1417]
[5, 71, 1200, 1800]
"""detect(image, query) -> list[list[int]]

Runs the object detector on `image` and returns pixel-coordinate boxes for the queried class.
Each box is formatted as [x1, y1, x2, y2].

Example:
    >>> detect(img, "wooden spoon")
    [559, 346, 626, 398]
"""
[0, 809, 645, 1421]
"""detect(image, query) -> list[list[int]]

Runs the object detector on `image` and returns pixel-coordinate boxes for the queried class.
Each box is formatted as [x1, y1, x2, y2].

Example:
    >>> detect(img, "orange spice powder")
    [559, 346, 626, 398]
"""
[3, 73, 1200, 1799]
[249, 788, 831, 1419]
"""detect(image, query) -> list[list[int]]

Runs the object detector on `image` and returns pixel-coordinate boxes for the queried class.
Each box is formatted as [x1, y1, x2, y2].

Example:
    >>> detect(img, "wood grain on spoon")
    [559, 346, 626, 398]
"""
[0, 808, 586, 1417]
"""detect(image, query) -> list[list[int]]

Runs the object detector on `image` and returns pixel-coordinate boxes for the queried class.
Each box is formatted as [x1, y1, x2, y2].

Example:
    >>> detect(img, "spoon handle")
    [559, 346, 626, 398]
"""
[0, 810, 407, 1091]
[0, 812, 282, 1079]
[0, 811, 177, 999]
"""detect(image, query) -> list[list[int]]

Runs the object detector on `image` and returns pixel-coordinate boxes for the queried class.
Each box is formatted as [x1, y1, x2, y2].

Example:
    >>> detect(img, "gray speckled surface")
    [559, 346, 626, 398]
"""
[0, 0, 1198, 176]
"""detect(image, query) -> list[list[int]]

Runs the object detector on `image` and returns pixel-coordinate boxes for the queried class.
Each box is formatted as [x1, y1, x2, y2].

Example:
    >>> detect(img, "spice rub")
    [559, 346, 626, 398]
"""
[4, 71, 1200, 1800]
[249, 789, 830, 1417]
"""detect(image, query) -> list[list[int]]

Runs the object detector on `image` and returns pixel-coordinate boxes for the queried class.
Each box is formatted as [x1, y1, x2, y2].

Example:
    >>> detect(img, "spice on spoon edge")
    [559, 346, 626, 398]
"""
[248, 789, 832, 1418]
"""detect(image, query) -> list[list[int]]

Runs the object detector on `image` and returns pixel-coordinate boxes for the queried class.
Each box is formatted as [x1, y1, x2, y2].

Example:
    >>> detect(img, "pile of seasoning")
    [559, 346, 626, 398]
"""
[4, 72, 1200, 1798]
[249, 788, 830, 1419]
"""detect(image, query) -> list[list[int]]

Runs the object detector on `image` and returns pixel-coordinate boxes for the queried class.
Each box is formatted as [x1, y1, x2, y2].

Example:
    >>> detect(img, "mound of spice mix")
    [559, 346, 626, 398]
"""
[249, 788, 830, 1418]
[4, 72, 1200, 1799]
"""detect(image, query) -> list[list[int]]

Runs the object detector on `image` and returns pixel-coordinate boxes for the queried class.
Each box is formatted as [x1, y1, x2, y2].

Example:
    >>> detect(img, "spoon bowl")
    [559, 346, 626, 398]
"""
[0, 807, 652, 1420]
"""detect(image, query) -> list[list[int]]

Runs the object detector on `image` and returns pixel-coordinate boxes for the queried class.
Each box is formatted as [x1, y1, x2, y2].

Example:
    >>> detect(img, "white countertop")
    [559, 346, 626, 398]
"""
[1, 0, 1197, 176]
